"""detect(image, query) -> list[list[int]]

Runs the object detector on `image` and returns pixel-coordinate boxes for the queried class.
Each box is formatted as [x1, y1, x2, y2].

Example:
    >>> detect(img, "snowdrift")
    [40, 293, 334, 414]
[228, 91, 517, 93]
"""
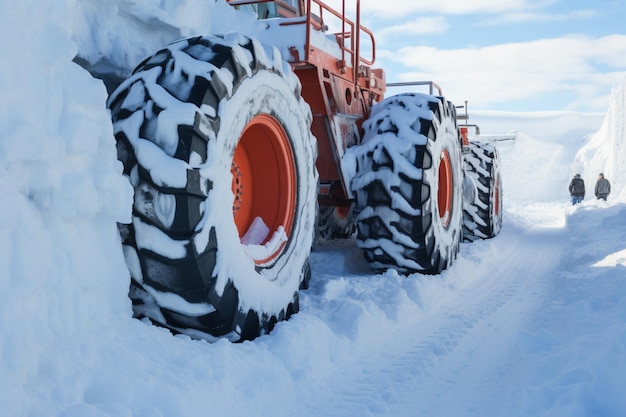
[575, 77, 626, 201]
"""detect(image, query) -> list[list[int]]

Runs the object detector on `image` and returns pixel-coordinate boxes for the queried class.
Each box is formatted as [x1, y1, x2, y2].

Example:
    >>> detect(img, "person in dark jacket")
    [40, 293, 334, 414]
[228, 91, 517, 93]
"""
[568, 173, 585, 205]
[595, 173, 611, 201]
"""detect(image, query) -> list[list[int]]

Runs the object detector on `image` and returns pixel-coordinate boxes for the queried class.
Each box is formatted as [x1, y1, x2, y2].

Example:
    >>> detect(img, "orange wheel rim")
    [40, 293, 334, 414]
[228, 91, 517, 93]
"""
[231, 114, 296, 264]
[438, 149, 453, 228]
[335, 205, 351, 219]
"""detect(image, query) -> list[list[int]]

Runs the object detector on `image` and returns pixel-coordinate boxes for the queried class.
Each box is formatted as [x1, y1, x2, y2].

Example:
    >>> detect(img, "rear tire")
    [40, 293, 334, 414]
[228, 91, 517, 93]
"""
[107, 34, 317, 341]
[317, 205, 355, 239]
[462, 141, 503, 241]
[349, 93, 463, 274]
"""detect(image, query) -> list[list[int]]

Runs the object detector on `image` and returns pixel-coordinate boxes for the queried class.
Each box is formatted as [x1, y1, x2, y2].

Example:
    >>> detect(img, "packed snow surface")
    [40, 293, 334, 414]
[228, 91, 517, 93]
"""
[1, 1, 625, 417]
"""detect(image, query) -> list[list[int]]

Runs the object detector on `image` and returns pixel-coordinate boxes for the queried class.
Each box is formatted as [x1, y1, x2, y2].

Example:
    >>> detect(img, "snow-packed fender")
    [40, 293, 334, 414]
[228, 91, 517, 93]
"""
[107, 33, 318, 341]
[348, 93, 463, 274]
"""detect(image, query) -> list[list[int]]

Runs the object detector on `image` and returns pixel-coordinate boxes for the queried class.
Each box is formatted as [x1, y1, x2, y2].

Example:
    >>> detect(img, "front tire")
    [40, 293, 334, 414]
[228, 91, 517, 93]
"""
[107, 34, 318, 341]
[349, 93, 463, 274]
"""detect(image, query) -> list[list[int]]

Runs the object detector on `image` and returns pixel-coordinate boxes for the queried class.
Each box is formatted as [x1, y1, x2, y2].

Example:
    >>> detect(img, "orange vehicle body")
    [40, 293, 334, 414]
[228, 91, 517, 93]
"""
[226, 0, 386, 207]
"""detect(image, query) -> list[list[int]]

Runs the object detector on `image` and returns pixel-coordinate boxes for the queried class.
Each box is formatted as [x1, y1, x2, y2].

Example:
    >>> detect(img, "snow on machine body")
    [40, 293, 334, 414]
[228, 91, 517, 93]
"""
[106, 0, 503, 341]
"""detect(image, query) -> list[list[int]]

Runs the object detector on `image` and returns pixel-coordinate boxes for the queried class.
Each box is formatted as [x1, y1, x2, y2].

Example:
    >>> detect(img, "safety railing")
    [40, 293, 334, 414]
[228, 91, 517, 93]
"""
[226, 0, 377, 81]
[386, 81, 444, 96]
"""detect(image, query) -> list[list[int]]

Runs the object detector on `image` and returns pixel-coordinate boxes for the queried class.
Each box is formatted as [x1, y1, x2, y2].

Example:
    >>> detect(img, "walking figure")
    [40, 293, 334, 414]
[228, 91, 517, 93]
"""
[594, 173, 611, 201]
[568, 173, 585, 205]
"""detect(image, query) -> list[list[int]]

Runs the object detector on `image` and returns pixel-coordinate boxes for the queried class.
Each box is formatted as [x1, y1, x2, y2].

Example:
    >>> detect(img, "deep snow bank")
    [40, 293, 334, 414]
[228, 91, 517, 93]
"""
[575, 76, 626, 202]
[0, 0, 133, 412]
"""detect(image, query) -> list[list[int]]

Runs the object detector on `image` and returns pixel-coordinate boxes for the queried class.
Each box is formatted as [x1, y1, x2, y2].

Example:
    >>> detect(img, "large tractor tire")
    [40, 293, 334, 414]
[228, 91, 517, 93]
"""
[349, 93, 463, 274]
[462, 141, 503, 241]
[107, 34, 318, 342]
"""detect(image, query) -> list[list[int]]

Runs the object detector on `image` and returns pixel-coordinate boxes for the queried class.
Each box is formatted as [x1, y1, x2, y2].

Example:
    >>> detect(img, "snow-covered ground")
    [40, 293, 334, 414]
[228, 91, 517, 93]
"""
[1, 1, 625, 416]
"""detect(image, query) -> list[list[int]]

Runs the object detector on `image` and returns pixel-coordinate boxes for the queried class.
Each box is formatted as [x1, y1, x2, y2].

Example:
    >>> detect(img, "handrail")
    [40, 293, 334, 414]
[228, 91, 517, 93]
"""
[226, 0, 377, 74]
[387, 81, 444, 96]
[306, 0, 375, 67]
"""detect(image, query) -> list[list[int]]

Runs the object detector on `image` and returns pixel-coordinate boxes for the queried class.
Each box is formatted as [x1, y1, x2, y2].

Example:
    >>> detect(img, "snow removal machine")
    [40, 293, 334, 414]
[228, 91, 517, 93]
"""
[106, 0, 503, 342]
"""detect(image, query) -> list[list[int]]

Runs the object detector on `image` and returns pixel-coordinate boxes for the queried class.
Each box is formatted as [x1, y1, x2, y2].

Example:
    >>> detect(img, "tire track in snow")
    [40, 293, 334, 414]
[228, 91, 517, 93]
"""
[303, 226, 566, 417]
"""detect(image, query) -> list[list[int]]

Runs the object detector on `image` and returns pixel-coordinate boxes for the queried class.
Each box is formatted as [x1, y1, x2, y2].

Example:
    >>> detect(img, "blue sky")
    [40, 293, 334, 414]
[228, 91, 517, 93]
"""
[333, 0, 626, 112]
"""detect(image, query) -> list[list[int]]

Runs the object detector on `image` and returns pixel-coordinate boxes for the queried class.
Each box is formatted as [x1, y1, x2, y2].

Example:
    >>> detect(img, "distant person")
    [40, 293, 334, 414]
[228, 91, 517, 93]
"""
[568, 173, 585, 205]
[594, 173, 611, 201]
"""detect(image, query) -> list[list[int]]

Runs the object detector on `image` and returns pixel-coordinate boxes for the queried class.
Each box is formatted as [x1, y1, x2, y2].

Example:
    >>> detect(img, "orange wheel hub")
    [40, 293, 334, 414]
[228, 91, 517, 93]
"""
[335, 205, 351, 219]
[437, 150, 453, 228]
[231, 114, 296, 264]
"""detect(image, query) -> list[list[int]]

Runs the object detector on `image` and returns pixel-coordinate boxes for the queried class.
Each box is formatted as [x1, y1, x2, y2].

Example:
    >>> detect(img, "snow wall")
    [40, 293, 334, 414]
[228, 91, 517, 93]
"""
[575, 77, 626, 202]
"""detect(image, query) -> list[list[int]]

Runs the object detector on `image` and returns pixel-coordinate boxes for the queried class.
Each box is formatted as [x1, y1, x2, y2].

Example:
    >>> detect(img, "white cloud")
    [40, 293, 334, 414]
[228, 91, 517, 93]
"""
[382, 35, 626, 111]
[375, 16, 450, 40]
[323, 0, 533, 18]
[483, 9, 597, 25]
